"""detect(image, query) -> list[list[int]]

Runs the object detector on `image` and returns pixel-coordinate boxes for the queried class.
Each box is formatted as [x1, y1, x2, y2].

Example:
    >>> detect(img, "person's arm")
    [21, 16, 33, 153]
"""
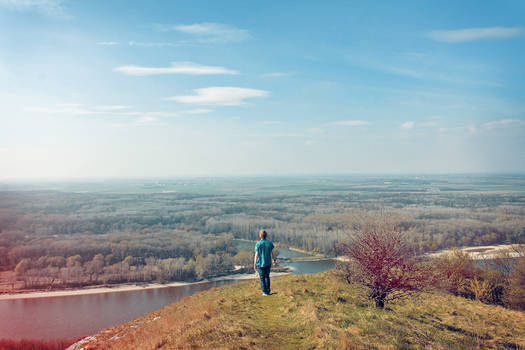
[253, 251, 259, 272]
[272, 250, 277, 266]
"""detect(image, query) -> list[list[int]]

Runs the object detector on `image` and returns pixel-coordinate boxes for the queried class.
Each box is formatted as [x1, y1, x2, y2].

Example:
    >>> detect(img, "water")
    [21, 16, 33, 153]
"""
[234, 239, 310, 259]
[288, 259, 335, 275]
[0, 280, 236, 341]
[235, 239, 336, 274]
[0, 242, 334, 341]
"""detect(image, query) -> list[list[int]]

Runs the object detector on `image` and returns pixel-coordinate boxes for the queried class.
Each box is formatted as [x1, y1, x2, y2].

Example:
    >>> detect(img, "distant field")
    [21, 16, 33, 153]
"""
[1, 174, 524, 292]
[2, 174, 525, 194]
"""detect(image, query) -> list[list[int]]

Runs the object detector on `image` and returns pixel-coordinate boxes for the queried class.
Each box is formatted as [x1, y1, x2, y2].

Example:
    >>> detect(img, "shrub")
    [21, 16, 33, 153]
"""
[504, 257, 525, 310]
[434, 249, 512, 306]
[337, 220, 431, 308]
[433, 250, 477, 296]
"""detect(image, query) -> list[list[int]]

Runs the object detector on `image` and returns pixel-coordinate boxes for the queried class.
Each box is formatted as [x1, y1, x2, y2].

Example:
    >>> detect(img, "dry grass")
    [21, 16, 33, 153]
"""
[76, 271, 525, 350]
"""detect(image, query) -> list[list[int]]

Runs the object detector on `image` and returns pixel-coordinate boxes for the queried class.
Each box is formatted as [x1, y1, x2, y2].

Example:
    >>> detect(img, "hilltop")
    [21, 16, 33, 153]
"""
[70, 271, 524, 350]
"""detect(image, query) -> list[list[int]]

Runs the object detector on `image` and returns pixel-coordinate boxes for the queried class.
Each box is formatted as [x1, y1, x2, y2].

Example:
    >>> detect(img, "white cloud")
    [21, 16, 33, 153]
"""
[345, 52, 502, 86]
[128, 41, 180, 48]
[24, 104, 211, 119]
[0, 0, 69, 18]
[333, 120, 369, 127]
[183, 108, 213, 114]
[262, 72, 293, 78]
[419, 121, 437, 127]
[132, 116, 165, 127]
[166, 87, 269, 106]
[436, 119, 523, 135]
[467, 124, 478, 134]
[97, 41, 119, 46]
[257, 121, 282, 125]
[483, 119, 522, 130]
[169, 22, 251, 43]
[24, 105, 92, 115]
[269, 133, 303, 138]
[93, 105, 130, 111]
[305, 140, 320, 145]
[400, 121, 415, 130]
[427, 26, 524, 43]
[114, 62, 238, 76]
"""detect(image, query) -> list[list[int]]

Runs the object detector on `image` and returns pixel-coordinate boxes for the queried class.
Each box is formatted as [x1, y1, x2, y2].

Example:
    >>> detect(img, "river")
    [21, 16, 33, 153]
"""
[0, 241, 334, 341]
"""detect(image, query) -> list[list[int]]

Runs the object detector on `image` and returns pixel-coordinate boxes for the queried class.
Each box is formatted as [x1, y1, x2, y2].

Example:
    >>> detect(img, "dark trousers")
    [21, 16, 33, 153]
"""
[258, 266, 271, 294]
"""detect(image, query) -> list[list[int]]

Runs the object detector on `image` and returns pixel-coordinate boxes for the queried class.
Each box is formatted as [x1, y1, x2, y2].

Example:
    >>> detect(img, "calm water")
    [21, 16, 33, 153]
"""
[0, 242, 334, 340]
[234, 240, 310, 259]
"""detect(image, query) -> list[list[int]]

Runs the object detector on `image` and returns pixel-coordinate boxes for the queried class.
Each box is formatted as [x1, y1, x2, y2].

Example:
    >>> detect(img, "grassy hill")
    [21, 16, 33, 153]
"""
[74, 271, 525, 350]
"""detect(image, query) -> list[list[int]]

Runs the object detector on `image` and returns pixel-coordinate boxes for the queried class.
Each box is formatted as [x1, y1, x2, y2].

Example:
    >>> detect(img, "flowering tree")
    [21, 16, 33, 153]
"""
[338, 221, 430, 308]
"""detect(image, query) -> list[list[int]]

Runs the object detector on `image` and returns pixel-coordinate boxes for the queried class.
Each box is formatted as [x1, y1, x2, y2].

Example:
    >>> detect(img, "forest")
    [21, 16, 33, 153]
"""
[0, 175, 524, 291]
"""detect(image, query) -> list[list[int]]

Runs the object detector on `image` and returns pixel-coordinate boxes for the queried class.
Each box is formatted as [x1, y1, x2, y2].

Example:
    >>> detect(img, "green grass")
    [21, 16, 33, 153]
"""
[79, 271, 525, 350]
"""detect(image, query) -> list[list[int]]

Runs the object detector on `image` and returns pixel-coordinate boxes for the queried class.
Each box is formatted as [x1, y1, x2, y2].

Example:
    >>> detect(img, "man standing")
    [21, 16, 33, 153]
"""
[254, 229, 276, 296]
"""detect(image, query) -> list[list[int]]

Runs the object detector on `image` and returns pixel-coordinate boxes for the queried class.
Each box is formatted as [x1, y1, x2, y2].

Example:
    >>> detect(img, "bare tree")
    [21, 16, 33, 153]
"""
[338, 220, 430, 308]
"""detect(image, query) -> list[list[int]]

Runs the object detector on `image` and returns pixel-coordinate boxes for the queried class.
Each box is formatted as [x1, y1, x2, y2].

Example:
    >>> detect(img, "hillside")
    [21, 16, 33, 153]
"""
[69, 271, 525, 350]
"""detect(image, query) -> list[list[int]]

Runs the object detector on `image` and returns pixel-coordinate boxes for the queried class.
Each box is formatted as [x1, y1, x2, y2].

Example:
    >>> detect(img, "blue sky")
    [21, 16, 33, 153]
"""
[1, 0, 524, 179]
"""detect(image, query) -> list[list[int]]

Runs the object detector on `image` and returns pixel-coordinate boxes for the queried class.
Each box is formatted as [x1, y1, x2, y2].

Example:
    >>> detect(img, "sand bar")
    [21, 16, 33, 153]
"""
[0, 271, 291, 301]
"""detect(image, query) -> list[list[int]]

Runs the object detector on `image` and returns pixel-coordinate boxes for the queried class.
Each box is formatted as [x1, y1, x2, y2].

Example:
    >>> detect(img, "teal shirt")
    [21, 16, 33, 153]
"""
[255, 239, 274, 268]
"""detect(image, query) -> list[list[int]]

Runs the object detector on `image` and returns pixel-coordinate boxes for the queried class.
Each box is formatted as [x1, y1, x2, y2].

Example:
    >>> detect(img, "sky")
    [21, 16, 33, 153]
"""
[1, 0, 524, 179]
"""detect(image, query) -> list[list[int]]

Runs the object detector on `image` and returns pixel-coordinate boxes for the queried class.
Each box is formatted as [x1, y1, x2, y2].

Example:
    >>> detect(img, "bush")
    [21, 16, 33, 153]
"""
[434, 249, 511, 305]
[433, 250, 477, 296]
[504, 257, 525, 310]
[337, 220, 431, 308]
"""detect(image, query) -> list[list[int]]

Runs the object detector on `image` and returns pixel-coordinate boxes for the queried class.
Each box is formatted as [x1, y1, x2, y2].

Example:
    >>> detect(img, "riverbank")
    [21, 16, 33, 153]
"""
[0, 271, 292, 301]
[234, 238, 322, 257]
[428, 244, 524, 260]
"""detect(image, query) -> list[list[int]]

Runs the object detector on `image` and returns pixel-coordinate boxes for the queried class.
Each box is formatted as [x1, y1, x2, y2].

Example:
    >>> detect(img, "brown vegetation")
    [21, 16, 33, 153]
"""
[504, 256, 525, 310]
[433, 246, 525, 309]
[70, 272, 525, 350]
[338, 218, 431, 308]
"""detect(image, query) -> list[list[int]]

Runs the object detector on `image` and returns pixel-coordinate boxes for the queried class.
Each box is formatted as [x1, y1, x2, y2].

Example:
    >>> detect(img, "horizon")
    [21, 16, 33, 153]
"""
[2, 172, 525, 183]
[1, 0, 524, 178]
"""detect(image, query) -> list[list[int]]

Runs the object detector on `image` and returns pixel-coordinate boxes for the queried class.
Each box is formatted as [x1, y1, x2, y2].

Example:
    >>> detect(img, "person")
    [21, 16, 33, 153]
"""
[254, 229, 276, 296]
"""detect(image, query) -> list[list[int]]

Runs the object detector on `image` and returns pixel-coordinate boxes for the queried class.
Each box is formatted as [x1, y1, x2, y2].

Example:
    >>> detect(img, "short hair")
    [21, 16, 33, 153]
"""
[259, 229, 267, 239]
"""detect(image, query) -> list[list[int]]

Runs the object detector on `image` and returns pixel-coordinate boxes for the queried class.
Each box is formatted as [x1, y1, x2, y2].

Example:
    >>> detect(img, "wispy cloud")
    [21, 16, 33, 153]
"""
[183, 108, 213, 114]
[305, 140, 320, 145]
[426, 26, 524, 43]
[400, 121, 415, 130]
[0, 0, 70, 18]
[24, 105, 92, 115]
[437, 119, 523, 136]
[345, 51, 502, 86]
[97, 41, 119, 46]
[93, 105, 130, 111]
[128, 41, 180, 48]
[166, 87, 269, 106]
[24, 104, 213, 120]
[332, 120, 369, 127]
[257, 121, 282, 125]
[262, 72, 294, 78]
[419, 121, 437, 127]
[268, 133, 303, 138]
[483, 119, 522, 130]
[158, 22, 251, 43]
[114, 62, 238, 76]
[132, 116, 165, 127]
